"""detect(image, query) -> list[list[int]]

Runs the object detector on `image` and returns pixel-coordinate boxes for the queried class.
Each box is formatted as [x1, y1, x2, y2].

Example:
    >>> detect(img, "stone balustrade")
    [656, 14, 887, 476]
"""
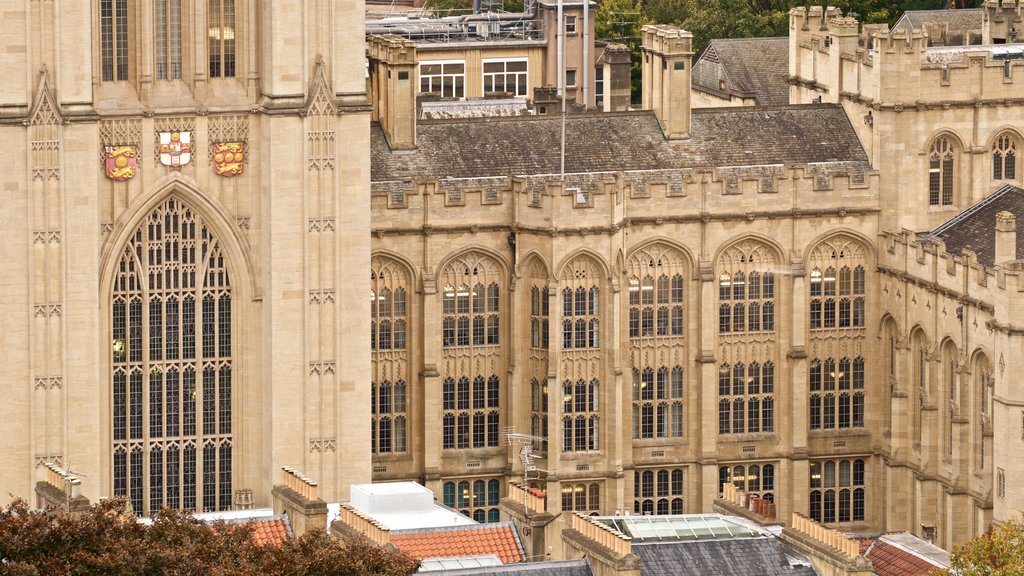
[720, 482, 776, 521]
[281, 466, 318, 501]
[340, 503, 391, 546]
[507, 481, 546, 514]
[43, 462, 81, 499]
[571, 512, 631, 557]
[790, 512, 860, 559]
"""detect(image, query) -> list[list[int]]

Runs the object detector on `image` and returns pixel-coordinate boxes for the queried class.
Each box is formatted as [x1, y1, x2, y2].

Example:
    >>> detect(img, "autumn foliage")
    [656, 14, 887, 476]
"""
[0, 498, 419, 576]
[935, 519, 1024, 576]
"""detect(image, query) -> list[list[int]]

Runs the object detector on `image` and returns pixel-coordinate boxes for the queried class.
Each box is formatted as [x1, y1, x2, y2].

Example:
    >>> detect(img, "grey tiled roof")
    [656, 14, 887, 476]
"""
[893, 9, 982, 44]
[425, 559, 594, 575]
[633, 539, 818, 576]
[927, 185, 1024, 267]
[693, 37, 790, 106]
[371, 106, 868, 182]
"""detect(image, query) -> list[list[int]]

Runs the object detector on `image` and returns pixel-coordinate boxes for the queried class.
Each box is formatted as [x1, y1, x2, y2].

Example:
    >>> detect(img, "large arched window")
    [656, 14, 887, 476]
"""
[627, 245, 686, 340]
[442, 255, 501, 348]
[371, 256, 410, 456]
[992, 133, 1018, 181]
[808, 238, 867, 330]
[440, 253, 503, 451]
[717, 241, 776, 334]
[111, 198, 233, 515]
[560, 256, 601, 350]
[929, 136, 955, 206]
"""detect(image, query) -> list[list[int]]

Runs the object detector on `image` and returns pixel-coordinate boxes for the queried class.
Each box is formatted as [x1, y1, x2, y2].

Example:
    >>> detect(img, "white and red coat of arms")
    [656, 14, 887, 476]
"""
[159, 131, 192, 167]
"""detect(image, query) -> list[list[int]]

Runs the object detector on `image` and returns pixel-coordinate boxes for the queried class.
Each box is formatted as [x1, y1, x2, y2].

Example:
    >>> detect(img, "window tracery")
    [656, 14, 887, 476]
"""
[111, 198, 232, 515]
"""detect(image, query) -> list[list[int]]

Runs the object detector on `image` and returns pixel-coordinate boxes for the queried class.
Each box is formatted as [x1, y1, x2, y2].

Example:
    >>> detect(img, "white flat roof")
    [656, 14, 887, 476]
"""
[348, 481, 478, 531]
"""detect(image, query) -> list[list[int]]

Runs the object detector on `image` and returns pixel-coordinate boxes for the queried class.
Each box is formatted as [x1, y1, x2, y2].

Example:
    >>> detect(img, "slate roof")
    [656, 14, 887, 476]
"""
[926, 185, 1024, 267]
[692, 37, 790, 106]
[390, 522, 526, 563]
[371, 106, 868, 182]
[420, 559, 594, 575]
[893, 9, 982, 45]
[632, 539, 817, 576]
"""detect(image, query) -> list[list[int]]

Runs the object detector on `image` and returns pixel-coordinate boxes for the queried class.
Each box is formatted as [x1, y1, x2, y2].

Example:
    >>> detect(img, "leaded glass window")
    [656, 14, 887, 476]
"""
[112, 198, 232, 515]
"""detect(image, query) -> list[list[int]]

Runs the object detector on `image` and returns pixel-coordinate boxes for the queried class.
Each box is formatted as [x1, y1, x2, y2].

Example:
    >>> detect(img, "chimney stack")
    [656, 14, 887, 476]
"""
[368, 35, 417, 151]
[995, 211, 1018, 265]
[641, 25, 693, 139]
[603, 44, 632, 112]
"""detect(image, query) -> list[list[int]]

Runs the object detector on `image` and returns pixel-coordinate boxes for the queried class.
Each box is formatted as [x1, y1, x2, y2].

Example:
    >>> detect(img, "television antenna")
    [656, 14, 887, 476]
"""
[505, 429, 549, 532]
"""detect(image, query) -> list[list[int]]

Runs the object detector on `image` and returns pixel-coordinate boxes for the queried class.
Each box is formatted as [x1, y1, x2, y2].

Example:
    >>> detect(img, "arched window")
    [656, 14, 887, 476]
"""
[993, 133, 1018, 181]
[443, 478, 502, 522]
[371, 257, 411, 456]
[111, 199, 232, 515]
[560, 256, 601, 350]
[808, 240, 867, 331]
[627, 247, 686, 340]
[440, 254, 503, 452]
[441, 255, 501, 348]
[717, 241, 775, 334]
[929, 136, 955, 206]
[635, 469, 685, 514]
[561, 482, 601, 513]
[719, 464, 775, 503]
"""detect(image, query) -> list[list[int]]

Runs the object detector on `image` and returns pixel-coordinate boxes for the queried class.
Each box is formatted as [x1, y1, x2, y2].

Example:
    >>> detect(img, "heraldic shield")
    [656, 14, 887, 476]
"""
[213, 142, 245, 177]
[104, 145, 137, 181]
[159, 131, 192, 167]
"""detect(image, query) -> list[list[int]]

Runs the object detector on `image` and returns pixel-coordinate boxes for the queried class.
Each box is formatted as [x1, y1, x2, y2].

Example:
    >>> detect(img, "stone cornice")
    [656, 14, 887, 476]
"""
[372, 207, 880, 238]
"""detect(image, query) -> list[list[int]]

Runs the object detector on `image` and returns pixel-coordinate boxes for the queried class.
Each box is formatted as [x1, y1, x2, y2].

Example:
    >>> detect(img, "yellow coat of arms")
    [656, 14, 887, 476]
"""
[213, 142, 245, 177]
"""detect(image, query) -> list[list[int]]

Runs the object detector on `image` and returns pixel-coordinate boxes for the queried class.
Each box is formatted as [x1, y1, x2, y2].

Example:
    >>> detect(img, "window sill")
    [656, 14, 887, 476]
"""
[808, 428, 871, 438]
[717, 433, 778, 443]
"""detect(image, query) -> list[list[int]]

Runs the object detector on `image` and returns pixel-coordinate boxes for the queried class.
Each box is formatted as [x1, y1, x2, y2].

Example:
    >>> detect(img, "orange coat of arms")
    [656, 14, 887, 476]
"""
[213, 142, 245, 177]
[104, 145, 137, 181]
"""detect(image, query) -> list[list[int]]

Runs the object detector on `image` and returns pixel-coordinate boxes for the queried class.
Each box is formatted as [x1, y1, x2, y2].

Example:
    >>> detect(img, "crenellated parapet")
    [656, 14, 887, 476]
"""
[370, 163, 878, 237]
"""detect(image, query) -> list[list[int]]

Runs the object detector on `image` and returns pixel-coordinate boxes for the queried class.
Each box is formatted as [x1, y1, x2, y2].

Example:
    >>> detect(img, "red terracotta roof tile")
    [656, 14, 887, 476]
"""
[390, 525, 524, 563]
[867, 540, 940, 576]
[246, 517, 293, 547]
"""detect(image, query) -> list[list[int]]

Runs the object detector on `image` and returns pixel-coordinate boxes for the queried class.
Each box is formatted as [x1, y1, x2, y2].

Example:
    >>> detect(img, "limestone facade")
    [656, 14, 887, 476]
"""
[2, 0, 1023, 555]
[0, 0, 371, 514]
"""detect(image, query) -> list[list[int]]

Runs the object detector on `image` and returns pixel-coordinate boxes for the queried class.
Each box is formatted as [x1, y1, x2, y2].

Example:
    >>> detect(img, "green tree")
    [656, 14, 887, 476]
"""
[936, 520, 1024, 575]
[595, 0, 648, 102]
[0, 498, 419, 576]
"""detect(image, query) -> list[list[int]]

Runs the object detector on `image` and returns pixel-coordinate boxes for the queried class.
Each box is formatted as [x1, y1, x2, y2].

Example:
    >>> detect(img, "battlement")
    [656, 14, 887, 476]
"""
[878, 27, 929, 54]
[790, 6, 844, 32]
[829, 16, 859, 37]
[370, 162, 878, 234]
